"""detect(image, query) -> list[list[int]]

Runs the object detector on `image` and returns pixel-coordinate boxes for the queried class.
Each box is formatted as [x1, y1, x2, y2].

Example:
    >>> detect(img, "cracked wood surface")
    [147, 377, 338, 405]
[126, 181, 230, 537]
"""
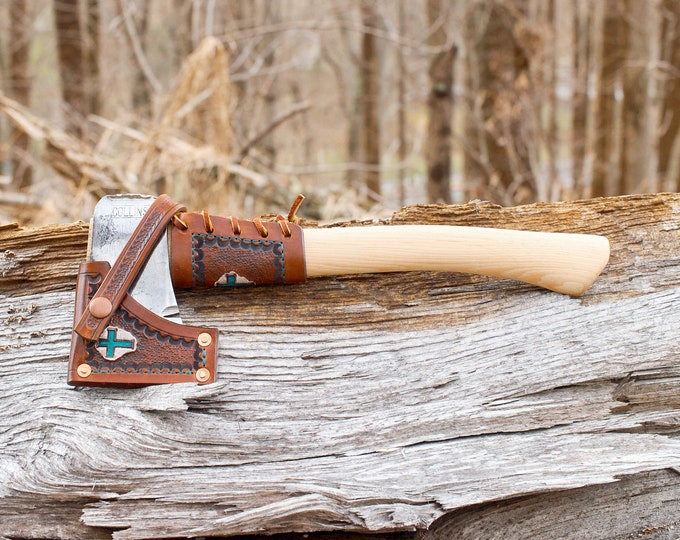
[0, 193, 679, 539]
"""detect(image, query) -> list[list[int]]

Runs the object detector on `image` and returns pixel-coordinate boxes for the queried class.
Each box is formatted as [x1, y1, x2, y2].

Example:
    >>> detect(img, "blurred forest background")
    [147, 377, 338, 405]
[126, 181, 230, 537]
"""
[1, 0, 680, 225]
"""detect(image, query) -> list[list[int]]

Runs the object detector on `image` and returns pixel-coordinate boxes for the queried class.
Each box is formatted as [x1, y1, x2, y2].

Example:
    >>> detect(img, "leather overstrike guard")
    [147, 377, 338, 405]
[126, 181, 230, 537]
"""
[69, 194, 218, 386]
[170, 203, 306, 288]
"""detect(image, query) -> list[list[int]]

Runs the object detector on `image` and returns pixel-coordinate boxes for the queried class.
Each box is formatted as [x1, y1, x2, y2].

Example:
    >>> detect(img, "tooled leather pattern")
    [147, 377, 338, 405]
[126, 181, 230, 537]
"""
[191, 233, 286, 286]
[75, 194, 185, 341]
[69, 261, 217, 386]
[83, 273, 205, 377]
[171, 212, 306, 288]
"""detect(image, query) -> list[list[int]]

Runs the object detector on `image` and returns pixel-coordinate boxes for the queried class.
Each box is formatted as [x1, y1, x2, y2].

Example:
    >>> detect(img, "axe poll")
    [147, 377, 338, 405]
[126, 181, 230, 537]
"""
[68, 193, 610, 387]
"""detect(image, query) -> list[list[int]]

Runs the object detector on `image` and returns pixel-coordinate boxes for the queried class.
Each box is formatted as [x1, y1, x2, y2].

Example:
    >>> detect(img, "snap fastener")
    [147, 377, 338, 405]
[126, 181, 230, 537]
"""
[195, 368, 211, 383]
[77, 364, 92, 378]
[197, 332, 212, 347]
[89, 297, 113, 319]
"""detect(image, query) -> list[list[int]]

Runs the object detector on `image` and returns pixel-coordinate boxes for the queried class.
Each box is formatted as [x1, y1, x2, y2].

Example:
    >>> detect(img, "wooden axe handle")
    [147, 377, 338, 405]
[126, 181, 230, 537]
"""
[303, 226, 610, 296]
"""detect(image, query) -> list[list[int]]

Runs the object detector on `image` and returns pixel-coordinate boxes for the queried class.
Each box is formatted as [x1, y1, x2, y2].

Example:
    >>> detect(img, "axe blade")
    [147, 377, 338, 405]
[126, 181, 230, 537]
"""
[89, 194, 181, 323]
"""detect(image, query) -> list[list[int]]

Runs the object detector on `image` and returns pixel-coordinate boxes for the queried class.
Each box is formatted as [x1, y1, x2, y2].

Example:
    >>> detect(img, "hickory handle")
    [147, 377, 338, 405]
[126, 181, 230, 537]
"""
[302, 225, 610, 296]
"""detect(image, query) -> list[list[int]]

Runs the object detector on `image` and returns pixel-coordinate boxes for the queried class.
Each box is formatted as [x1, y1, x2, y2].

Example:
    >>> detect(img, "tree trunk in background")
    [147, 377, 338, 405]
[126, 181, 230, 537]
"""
[658, 0, 680, 192]
[359, 0, 381, 204]
[54, 0, 86, 136]
[593, 0, 627, 197]
[84, 0, 100, 119]
[9, 0, 32, 188]
[622, 0, 662, 193]
[171, 0, 194, 72]
[463, 1, 532, 205]
[552, 0, 575, 200]
[579, 0, 604, 199]
[397, 0, 407, 207]
[124, 0, 152, 114]
[425, 0, 455, 204]
[526, 0, 553, 203]
[260, 1, 281, 169]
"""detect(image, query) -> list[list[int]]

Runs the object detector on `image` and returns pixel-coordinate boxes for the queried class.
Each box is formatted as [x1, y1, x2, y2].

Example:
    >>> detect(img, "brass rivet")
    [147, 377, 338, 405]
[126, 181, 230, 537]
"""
[197, 332, 212, 347]
[195, 367, 211, 383]
[89, 297, 113, 319]
[77, 364, 92, 378]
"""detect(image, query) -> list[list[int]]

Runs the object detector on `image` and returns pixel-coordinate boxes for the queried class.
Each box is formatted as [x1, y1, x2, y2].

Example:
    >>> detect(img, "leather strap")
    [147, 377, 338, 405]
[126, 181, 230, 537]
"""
[74, 194, 185, 341]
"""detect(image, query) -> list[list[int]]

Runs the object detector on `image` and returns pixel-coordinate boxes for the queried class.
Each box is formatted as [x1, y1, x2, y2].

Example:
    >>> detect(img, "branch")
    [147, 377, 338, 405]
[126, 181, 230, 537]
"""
[118, 0, 162, 95]
[237, 101, 311, 161]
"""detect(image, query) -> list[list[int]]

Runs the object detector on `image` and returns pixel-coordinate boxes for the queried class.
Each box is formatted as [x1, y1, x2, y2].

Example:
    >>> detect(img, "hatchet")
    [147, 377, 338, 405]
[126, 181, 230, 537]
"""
[68, 193, 610, 387]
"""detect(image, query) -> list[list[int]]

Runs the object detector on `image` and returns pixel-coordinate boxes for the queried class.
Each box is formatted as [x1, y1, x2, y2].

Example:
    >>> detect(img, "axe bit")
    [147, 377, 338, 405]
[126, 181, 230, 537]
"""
[70, 193, 609, 387]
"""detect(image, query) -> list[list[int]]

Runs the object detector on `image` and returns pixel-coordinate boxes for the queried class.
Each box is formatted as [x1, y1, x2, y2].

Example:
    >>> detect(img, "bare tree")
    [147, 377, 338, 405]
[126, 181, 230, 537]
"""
[658, 0, 680, 192]
[54, 0, 87, 135]
[622, 0, 663, 194]
[463, 0, 533, 204]
[425, 0, 456, 204]
[593, 0, 627, 197]
[85, 0, 101, 117]
[359, 0, 382, 203]
[118, 0, 154, 114]
[396, 0, 408, 207]
[9, 0, 32, 188]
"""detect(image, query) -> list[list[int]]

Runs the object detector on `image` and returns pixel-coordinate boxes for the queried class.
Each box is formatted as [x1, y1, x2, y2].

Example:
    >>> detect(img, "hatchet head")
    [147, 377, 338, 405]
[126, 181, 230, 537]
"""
[88, 194, 180, 323]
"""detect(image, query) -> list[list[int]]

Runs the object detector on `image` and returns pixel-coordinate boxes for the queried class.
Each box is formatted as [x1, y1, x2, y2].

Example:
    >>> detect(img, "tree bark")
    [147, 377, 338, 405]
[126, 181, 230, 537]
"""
[425, 0, 456, 204]
[1, 194, 679, 539]
[53, 0, 87, 136]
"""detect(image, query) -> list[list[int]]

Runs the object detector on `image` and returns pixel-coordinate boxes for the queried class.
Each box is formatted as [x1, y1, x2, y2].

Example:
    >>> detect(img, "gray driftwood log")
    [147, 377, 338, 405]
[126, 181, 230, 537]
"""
[0, 194, 679, 540]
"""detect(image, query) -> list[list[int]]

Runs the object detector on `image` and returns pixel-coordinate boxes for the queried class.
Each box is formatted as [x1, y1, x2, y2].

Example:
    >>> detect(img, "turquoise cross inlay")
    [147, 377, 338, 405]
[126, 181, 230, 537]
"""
[98, 328, 135, 359]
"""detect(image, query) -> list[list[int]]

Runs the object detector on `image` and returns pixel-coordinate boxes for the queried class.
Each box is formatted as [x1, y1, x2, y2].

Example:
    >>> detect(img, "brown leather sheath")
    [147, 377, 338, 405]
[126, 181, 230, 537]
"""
[69, 194, 218, 386]
[68, 261, 218, 386]
[170, 212, 306, 288]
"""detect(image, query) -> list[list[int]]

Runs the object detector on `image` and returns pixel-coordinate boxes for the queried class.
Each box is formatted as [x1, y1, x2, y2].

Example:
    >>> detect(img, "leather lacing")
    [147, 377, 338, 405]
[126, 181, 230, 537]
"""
[172, 194, 305, 239]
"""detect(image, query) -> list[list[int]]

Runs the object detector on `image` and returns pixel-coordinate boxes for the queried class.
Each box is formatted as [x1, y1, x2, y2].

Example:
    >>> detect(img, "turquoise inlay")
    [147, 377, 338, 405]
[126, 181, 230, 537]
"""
[97, 328, 135, 358]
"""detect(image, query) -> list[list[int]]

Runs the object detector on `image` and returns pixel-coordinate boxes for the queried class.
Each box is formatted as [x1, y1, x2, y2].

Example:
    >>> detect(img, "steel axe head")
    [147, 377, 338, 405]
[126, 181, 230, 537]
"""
[88, 194, 181, 323]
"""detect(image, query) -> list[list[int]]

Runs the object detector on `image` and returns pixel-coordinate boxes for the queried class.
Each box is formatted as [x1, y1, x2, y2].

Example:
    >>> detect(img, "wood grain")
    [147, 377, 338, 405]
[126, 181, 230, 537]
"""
[0, 193, 679, 539]
[303, 226, 610, 295]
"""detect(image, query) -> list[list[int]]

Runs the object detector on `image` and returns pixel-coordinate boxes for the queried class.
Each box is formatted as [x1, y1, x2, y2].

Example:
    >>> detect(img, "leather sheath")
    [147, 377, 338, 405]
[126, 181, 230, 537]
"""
[69, 194, 218, 386]
[170, 212, 306, 288]
[68, 261, 218, 386]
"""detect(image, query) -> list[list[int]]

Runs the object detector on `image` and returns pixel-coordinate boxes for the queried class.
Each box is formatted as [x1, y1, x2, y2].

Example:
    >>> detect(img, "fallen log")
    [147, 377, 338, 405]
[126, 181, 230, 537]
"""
[0, 193, 679, 540]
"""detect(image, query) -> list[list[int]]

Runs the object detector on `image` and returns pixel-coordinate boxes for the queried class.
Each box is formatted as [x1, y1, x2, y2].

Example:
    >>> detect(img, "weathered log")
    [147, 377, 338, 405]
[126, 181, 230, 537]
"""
[0, 193, 679, 540]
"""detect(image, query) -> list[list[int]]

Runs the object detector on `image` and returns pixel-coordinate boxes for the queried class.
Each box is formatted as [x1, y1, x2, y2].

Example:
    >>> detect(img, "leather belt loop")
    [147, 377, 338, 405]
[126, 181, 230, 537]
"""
[74, 194, 186, 341]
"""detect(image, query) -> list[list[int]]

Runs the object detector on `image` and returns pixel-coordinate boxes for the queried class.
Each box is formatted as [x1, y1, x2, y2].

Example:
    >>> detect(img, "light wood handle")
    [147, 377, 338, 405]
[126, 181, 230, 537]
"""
[303, 226, 610, 296]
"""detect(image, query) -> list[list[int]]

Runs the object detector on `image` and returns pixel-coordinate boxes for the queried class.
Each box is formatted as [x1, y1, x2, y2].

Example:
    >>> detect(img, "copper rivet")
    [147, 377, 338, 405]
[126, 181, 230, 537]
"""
[89, 297, 113, 319]
[77, 364, 92, 378]
[195, 368, 211, 383]
[197, 332, 212, 347]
